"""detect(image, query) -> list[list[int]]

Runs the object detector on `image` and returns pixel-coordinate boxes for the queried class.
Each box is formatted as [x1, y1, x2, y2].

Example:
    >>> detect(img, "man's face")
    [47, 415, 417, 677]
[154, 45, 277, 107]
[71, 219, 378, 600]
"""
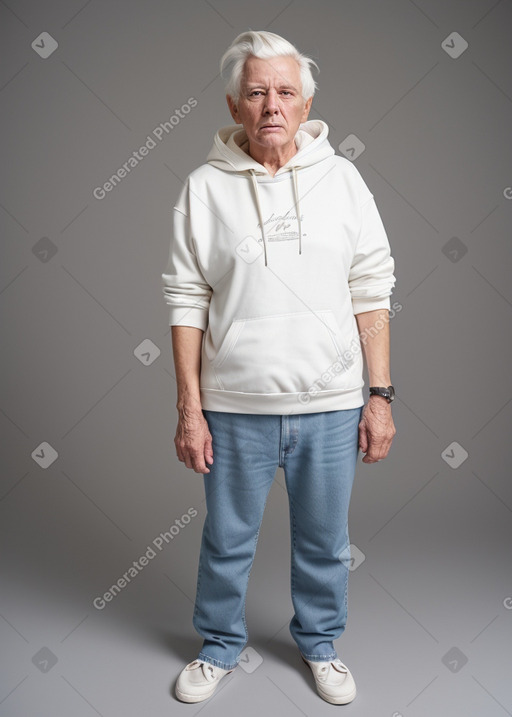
[227, 55, 312, 154]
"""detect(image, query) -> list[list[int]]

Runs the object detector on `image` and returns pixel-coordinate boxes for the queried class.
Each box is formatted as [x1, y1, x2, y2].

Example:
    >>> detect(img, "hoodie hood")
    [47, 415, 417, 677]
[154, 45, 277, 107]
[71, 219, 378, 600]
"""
[206, 120, 335, 266]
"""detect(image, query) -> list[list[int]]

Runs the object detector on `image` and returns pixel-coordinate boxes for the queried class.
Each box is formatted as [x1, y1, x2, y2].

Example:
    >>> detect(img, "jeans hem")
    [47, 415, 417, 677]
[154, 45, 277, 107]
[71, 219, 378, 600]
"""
[300, 651, 338, 662]
[198, 652, 239, 671]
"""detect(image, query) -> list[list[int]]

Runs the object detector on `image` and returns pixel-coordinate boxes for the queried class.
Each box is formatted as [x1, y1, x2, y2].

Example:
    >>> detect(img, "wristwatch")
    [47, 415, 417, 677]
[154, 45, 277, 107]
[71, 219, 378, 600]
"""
[369, 385, 395, 403]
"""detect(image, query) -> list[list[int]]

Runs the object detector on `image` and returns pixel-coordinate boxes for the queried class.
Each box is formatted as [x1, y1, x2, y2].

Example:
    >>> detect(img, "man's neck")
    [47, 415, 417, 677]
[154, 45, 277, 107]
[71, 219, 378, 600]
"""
[247, 140, 298, 177]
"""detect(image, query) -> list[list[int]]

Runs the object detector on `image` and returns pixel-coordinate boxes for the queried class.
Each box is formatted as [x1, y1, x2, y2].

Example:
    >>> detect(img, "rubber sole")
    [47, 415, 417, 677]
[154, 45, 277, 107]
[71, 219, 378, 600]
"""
[175, 686, 216, 703]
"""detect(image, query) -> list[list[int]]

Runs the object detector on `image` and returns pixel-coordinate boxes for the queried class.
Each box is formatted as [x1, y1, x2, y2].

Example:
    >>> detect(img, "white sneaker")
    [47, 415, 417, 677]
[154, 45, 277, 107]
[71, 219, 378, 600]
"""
[301, 654, 357, 704]
[175, 658, 235, 703]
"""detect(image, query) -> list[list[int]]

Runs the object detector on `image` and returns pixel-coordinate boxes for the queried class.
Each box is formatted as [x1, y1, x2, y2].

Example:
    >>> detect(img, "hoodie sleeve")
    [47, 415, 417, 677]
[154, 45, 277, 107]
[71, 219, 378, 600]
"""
[161, 193, 212, 331]
[348, 170, 396, 315]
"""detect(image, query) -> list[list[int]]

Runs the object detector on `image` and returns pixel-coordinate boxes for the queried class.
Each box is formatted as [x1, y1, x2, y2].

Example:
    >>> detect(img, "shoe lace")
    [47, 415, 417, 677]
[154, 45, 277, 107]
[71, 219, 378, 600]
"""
[331, 658, 348, 672]
[203, 663, 215, 682]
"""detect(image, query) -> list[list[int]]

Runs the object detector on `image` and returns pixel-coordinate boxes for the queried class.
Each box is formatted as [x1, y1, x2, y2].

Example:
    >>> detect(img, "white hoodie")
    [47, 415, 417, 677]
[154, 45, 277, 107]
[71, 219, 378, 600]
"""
[162, 119, 396, 414]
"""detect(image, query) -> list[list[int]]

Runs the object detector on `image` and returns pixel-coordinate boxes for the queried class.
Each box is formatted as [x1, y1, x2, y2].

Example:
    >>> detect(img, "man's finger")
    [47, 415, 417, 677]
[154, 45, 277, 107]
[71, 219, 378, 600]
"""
[358, 426, 368, 453]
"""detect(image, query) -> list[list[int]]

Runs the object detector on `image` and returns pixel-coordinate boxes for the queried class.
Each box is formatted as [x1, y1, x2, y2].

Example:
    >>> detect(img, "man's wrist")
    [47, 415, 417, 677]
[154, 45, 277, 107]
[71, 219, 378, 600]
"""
[176, 392, 203, 413]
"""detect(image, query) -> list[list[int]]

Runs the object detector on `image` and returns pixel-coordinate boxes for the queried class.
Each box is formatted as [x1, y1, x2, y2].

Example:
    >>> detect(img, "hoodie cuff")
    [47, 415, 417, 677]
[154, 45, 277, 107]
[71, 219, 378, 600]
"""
[169, 306, 209, 331]
[352, 295, 391, 315]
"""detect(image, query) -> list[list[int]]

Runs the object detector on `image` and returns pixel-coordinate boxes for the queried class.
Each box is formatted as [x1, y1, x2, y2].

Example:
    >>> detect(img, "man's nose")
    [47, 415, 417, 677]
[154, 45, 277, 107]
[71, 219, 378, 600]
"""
[264, 89, 279, 113]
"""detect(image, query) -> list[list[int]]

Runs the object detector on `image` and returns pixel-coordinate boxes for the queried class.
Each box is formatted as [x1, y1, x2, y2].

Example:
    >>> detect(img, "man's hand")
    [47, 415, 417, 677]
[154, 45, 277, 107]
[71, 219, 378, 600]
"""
[174, 405, 214, 474]
[358, 396, 396, 463]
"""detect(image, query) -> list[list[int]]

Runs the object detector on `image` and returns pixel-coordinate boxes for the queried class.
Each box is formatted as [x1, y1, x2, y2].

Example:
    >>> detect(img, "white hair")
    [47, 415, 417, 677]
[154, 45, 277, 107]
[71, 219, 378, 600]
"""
[220, 30, 319, 102]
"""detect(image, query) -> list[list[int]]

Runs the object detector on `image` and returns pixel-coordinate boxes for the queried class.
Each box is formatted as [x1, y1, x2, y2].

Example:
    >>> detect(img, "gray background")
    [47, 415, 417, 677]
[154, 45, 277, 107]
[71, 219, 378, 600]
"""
[1, 0, 511, 715]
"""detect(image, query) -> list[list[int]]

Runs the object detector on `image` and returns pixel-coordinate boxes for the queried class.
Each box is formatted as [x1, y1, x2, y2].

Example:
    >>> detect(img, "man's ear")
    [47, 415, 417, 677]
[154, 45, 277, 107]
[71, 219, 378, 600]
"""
[226, 95, 240, 123]
[301, 96, 313, 123]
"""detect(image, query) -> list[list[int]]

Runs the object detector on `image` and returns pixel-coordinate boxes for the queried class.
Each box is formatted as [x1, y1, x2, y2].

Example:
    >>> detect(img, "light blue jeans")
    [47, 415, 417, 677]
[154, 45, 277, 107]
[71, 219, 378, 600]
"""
[193, 407, 363, 670]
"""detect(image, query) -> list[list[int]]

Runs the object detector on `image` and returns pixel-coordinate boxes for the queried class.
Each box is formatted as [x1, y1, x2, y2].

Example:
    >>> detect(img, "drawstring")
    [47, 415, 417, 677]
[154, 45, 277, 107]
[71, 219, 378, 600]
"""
[291, 166, 302, 257]
[248, 166, 303, 267]
[249, 169, 268, 267]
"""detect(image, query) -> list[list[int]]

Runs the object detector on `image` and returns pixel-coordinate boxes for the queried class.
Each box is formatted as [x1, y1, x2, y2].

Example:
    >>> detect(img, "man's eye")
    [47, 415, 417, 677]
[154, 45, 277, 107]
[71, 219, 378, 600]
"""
[248, 90, 292, 97]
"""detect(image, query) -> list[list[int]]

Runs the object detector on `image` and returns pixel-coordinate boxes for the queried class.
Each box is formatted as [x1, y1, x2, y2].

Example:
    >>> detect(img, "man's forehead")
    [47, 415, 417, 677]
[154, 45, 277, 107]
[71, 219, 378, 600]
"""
[242, 56, 300, 85]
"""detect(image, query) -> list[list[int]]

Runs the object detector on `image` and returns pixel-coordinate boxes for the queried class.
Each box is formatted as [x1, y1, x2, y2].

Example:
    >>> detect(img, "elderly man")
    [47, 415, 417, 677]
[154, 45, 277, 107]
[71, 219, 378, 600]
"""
[162, 30, 396, 705]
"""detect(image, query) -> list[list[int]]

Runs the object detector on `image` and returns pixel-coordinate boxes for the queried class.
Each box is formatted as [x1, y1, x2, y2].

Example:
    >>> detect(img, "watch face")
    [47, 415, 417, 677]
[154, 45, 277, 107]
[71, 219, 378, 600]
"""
[388, 385, 395, 401]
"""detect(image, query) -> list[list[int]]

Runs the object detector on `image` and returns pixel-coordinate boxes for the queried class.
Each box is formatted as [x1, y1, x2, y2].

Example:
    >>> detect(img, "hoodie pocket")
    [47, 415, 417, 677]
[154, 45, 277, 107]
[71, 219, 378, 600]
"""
[209, 310, 357, 394]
